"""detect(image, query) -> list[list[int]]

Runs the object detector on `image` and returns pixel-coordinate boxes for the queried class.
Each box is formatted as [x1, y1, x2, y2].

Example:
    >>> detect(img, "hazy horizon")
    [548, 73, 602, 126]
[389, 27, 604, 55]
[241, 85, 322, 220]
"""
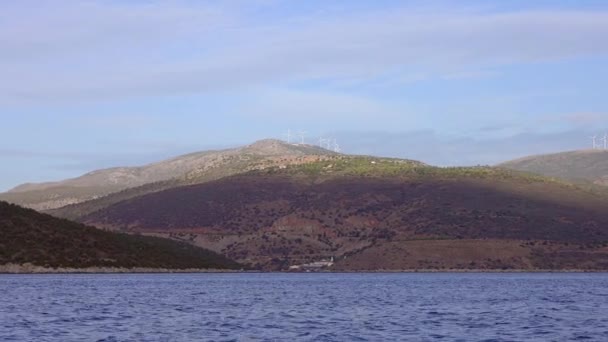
[2, 0, 607, 191]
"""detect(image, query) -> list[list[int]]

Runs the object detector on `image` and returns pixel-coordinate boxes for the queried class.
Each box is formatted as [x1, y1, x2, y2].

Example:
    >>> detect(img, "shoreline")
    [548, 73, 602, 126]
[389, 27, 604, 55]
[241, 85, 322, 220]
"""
[0, 264, 242, 274]
[1, 264, 607, 274]
[322, 269, 608, 273]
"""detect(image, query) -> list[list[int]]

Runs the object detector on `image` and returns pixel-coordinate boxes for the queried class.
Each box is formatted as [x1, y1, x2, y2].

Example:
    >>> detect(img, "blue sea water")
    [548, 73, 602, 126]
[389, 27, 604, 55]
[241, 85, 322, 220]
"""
[0, 273, 607, 341]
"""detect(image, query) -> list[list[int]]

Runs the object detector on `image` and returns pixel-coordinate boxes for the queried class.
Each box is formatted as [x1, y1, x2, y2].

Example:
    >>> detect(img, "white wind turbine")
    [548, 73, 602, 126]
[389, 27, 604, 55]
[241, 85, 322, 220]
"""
[298, 131, 307, 145]
[602, 134, 608, 150]
[319, 137, 330, 149]
[283, 129, 292, 143]
[591, 135, 598, 149]
[333, 139, 341, 153]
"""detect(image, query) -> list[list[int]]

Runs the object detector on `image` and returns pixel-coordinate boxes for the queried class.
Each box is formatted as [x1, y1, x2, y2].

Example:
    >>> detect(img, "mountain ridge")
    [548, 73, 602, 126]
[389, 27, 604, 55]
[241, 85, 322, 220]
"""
[499, 149, 608, 186]
[1, 139, 336, 211]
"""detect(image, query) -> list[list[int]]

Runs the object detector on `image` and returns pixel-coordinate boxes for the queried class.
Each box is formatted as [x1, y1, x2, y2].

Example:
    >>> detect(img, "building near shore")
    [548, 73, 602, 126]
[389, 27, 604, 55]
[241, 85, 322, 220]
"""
[289, 257, 334, 271]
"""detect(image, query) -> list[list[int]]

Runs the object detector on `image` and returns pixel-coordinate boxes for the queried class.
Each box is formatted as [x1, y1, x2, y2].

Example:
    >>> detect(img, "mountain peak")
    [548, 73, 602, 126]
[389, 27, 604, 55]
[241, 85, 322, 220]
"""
[245, 139, 288, 149]
[241, 139, 334, 155]
[0, 138, 338, 210]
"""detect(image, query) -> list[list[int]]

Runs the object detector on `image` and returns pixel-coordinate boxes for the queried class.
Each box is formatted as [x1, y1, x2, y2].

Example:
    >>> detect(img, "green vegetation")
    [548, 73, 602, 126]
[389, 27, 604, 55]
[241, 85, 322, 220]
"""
[264, 156, 588, 187]
[280, 156, 425, 176]
[0, 201, 241, 270]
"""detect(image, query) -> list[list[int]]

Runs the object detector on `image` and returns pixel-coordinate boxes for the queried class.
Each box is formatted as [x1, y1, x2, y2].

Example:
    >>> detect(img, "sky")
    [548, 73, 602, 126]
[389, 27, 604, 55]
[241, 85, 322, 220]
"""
[1, 0, 608, 191]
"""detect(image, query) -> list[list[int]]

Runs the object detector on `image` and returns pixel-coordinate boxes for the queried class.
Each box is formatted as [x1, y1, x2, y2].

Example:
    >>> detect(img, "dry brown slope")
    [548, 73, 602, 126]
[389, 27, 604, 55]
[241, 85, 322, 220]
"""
[499, 149, 608, 186]
[1, 139, 335, 211]
[83, 157, 608, 271]
[48, 144, 342, 221]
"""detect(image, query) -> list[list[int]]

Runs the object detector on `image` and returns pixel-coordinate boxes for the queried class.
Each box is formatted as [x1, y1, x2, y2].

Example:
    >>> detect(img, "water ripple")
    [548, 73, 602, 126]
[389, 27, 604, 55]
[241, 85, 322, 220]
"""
[1, 273, 608, 341]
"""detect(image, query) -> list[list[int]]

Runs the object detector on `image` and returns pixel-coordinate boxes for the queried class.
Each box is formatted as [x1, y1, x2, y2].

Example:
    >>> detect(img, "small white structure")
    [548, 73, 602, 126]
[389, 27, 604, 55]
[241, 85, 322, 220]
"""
[302, 257, 334, 269]
[290, 257, 334, 271]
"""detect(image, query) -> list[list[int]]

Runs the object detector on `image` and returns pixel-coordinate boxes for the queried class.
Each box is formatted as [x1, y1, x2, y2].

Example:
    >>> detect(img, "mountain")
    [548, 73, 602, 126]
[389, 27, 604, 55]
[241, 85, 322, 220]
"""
[499, 150, 608, 186]
[0, 201, 241, 271]
[82, 156, 608, 271]
[0, 139, 335, 211]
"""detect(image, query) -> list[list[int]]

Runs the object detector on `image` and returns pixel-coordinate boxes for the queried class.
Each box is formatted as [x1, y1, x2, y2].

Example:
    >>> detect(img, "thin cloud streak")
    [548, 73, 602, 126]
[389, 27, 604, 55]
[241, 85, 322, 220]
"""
[1, 3, 607, 103]
[232, 87, 410, 120]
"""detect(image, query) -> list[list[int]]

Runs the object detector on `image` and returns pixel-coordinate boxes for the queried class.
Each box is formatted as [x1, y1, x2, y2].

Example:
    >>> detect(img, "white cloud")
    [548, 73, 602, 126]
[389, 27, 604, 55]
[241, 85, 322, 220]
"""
[234, 87, 407, 120]
[0, 1, 230, 62]
[75, 114, 160, 129]
[0, 2, 607, 103]
[560, 112, 607, 125]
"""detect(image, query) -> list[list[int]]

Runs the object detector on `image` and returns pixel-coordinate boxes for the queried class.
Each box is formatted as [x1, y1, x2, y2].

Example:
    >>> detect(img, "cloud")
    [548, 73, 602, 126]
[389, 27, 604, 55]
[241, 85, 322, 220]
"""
[233, 87, 407, 120]
[477, 123, 522, 133]
[1, 2, 607, 103]
[0, 148, 83, 160]
[0, 142, 220, 170]
[441, 69, 500, 81]
[560, 112, 606, 125]
[0, 1, 230, 62]
[75, 114, 160, 128]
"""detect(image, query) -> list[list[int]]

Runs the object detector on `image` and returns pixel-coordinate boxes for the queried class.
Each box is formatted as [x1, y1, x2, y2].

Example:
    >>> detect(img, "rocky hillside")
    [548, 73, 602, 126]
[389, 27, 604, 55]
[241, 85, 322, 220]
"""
[48, 141, 342, 221]
[0, 201, 241, 270]
[499, 150, 608, 186]
[83, 157, 608, 271]
[0, 139, 335, 211]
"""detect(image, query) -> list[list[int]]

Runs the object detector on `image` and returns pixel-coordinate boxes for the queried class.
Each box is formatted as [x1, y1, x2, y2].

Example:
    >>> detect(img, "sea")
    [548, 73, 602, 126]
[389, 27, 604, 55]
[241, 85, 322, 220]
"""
[1, 273, 607, 341]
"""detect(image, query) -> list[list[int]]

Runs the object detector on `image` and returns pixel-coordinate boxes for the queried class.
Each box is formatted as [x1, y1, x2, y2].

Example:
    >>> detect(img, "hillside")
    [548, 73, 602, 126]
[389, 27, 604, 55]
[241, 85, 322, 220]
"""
[83, 157, 608, 271]
[499, 150, 608, 186]
[48, 141, 342, 221]
[0, 201, 241, 270]
[0, 139, 335, 211]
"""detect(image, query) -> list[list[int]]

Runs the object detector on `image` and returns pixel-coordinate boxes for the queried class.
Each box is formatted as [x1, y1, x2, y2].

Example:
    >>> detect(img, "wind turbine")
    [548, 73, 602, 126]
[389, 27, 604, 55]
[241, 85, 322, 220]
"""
[298, 131, 307, 145]
[602, 134, 608, 150]
[591, 135, 598, 149]
[319, 137, 330, 149]
[319, 137, 327, 148]
[283, 129, 292, 143]
[333, 139, 341, 153]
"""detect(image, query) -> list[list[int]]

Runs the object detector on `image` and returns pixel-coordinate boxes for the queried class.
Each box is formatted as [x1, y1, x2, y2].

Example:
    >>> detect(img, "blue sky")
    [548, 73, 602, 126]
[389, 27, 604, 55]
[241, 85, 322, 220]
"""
[1, 0, 608, 191]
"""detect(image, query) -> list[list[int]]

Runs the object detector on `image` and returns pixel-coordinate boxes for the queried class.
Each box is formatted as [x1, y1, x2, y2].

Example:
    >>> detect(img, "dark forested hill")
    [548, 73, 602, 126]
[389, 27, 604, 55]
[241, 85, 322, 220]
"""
[0, 201, 241, 270]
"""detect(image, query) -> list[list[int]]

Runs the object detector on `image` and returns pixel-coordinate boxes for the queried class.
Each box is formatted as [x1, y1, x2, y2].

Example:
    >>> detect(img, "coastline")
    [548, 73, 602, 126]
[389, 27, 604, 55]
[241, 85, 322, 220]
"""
[1, 264, 606, 274]
[323, 268, 608, 273]
[0, 263, 241, 274]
